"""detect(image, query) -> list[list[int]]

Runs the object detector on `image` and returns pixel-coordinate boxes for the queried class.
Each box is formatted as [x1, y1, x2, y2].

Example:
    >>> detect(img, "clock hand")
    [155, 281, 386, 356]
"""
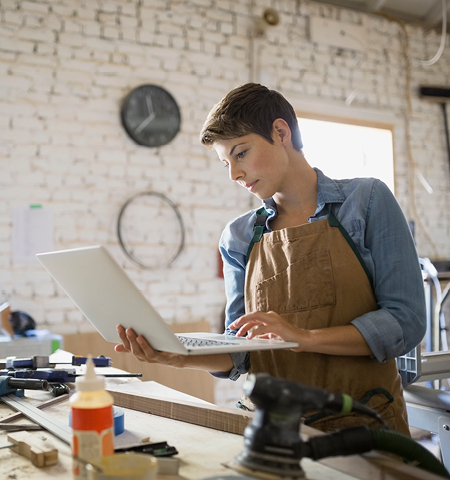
[134, 111, 156, 135]
[146, 95, 154, 116]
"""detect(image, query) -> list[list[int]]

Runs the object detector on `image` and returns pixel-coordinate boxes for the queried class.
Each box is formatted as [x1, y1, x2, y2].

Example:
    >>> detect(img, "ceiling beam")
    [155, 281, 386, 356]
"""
[423, 0, 449, 30]
[307, 0, 450, 32]
[365, 0, 388, 13]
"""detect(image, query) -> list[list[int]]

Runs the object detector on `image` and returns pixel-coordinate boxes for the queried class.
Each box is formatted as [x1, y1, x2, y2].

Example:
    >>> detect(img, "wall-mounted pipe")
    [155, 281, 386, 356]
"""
[249, 8, 280, 83]
[420, 86, 450, 174]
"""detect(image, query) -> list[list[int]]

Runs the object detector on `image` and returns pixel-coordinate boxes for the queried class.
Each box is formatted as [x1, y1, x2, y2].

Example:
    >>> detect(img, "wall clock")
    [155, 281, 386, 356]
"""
[121, 84, 181, 147]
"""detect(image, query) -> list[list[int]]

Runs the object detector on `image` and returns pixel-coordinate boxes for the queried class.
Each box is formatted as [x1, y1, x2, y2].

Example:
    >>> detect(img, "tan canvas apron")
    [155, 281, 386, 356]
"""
[242, 209, 410, 435]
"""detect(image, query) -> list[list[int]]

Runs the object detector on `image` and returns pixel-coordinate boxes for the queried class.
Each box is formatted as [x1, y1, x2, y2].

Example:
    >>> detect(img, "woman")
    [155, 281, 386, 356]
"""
[116, 83, 426, 434]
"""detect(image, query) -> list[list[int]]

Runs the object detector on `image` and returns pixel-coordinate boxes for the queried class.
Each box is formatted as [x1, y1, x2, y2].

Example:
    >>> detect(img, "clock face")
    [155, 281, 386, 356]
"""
[121, 85, 181, 147]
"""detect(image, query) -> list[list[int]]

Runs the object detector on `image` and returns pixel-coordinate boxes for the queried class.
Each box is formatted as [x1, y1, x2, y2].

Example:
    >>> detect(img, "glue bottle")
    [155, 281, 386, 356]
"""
[70, 355, 114, 479]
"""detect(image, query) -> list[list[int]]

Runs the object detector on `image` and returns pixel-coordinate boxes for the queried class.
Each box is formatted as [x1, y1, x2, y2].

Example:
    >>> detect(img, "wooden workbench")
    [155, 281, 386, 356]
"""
[0, 366, 446, 480]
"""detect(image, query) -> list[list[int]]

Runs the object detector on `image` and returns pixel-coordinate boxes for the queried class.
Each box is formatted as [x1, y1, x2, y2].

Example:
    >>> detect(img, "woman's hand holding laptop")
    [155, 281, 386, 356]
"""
[115, 324, 235, 373]
[115, 325, 187, 367]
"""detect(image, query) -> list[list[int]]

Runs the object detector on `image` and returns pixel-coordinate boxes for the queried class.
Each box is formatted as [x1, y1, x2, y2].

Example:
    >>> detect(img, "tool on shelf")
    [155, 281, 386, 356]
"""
[0, 423, 43, 431]
[0, 370, 179, 475]
[0, 431, 58, 467]
[1, 383, 178, 474]
[0, 376, 49, 397]
[47, 382, 71, 397]
[1, 368, 142, 383]
[2, 354, 112, 369]
[0, 375, 66, 466]
[115, 442, 179, 475]
[1, 365, 141, 400]
[115, 440, 178, 457]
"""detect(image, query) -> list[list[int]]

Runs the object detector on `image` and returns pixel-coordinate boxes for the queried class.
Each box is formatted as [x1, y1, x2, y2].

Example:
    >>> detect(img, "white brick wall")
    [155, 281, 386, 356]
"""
[1, 0, 449, 339]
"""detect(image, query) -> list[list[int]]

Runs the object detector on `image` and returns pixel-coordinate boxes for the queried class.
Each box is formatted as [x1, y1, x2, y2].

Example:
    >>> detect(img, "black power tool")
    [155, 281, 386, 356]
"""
[234, 373, 360, 478]
[233, 374, 450, 479]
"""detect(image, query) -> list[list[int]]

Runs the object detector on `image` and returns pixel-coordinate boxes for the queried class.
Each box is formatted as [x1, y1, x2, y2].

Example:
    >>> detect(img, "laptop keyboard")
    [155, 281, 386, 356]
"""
[177, 336, 235, 347]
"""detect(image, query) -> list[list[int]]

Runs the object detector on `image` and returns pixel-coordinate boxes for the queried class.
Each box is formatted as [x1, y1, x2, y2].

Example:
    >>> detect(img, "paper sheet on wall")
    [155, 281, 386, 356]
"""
[12, 206, 54, 263]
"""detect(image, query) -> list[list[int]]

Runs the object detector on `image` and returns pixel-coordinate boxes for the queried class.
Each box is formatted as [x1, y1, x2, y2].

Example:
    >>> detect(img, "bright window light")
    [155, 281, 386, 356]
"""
[297, 117, 395, 193]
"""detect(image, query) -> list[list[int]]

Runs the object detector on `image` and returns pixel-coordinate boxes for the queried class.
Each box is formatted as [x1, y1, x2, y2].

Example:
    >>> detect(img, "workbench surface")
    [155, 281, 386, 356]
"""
[0, 365, 445, 480]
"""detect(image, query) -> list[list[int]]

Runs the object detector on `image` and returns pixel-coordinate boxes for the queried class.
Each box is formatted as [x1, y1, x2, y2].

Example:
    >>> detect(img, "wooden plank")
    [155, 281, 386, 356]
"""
[107, 382, 252, 435]
[320, 451, 448, 480]
[6, 431, 58, 467]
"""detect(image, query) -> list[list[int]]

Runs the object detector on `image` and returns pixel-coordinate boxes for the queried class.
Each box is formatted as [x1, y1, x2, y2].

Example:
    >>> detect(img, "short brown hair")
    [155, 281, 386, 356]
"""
[200, 83, 303, 151]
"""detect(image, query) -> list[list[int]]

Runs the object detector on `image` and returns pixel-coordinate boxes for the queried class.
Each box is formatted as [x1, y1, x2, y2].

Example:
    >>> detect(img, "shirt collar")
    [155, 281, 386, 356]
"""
[314, 168, 345, 216]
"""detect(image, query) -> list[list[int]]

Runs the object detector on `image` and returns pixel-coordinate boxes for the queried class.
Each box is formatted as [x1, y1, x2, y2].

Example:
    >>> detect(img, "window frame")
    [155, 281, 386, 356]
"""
[291, 96, 400, 195]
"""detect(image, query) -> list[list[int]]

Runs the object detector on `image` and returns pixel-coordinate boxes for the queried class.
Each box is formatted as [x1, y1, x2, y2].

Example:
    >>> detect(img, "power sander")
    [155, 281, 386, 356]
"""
[233, 373, 365, 478]
[232, 373, 450, 479]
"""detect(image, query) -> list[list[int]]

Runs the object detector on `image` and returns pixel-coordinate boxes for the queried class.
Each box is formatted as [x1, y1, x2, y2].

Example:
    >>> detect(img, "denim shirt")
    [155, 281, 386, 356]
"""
[216, 168, 426, 381]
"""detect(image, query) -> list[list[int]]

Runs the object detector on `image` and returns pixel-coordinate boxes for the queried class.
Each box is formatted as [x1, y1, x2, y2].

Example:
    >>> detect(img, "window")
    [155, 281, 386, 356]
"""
[297, 117, 395, 193]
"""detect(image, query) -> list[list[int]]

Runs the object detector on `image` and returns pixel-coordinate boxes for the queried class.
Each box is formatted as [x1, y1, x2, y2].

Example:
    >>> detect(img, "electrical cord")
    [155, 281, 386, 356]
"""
[339, 31, 368, 106]
[376, 12, 439, 258]
[414, 0, 447, 67]
[347, 401, 388, 428]
[307, 395, 388, 429]
[303, 425, 450, 479]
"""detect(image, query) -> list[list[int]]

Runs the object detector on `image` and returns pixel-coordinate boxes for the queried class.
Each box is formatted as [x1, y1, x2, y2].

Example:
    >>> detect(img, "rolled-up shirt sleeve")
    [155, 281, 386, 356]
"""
[210, 351, 250, 380]
[350, 181, 426, 362]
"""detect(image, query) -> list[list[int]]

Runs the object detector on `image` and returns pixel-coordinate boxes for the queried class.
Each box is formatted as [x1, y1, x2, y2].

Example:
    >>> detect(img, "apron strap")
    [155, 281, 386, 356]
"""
[327, 206, 374, 290]
[245, 205, 374, 290]
[245, 207, 270, 266]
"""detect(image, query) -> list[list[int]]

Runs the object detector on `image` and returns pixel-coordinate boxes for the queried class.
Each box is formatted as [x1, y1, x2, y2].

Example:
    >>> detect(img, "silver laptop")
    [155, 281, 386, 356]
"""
[36, 245, 298, 355]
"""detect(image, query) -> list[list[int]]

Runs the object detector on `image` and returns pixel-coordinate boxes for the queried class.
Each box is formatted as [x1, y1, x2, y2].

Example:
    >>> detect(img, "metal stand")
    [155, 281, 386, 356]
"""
[397, 266, 450, 468]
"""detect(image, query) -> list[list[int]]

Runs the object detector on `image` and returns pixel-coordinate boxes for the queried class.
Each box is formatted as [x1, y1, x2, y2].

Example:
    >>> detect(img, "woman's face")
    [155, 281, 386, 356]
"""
[213, 129, 290, 200]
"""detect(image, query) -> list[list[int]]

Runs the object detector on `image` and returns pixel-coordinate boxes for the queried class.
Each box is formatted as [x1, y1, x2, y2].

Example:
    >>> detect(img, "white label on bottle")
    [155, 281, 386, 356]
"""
[73, 427, 114, 479]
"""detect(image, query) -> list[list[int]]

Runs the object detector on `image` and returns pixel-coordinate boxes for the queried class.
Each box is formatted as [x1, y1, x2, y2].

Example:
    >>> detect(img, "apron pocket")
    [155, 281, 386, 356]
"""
[256, 249, 335, 313]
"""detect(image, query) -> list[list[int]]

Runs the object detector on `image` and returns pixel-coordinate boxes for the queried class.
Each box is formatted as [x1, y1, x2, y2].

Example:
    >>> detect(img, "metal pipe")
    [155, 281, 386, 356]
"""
[6, 378, 49, 391]
[441, 102, 450, 173]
